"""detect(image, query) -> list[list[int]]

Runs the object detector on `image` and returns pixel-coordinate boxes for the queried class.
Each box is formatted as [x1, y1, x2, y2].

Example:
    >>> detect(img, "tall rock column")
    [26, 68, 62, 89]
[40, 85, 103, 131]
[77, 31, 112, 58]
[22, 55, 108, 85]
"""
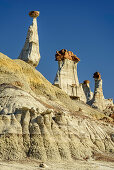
[18, 11, 40, 67]
[54, 49, 80, 96]
[53, 49, 86, 103]
[91, 72, 105, 110]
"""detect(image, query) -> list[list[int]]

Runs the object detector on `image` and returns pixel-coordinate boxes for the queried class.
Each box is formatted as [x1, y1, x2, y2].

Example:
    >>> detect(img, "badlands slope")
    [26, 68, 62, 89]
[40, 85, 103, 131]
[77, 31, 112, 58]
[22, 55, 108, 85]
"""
[0, 52, 114, 169]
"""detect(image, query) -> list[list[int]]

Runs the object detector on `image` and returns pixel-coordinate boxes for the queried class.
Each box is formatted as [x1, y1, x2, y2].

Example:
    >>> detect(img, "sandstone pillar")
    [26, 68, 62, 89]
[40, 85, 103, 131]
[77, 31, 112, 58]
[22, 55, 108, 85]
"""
[54, 49, 80, 96]
[18, 11, 40, 67]
[82, 80, 93, 103]
[91, 72, 105, 110]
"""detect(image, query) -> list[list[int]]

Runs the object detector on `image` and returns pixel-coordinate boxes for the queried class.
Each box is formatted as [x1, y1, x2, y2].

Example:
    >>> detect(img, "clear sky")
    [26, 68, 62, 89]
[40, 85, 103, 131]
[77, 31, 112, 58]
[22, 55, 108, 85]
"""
[0, 0, 114, 99]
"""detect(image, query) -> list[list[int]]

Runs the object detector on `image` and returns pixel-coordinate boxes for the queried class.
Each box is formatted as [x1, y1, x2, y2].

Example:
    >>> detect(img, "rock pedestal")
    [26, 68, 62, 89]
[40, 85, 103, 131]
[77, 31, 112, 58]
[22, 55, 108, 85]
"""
[54, 49, 80, 92]
[91, 72, 105, 110]
[54, 49, 86, 102]
[18, 11, 40, 67]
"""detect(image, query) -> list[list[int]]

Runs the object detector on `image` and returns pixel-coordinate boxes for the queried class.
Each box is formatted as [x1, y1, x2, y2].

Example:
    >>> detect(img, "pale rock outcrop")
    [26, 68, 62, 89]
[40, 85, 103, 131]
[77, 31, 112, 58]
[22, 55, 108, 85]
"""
[0, 84, 46, 114]
[104, 98, 114, 109]
[54, 49, 86, 102]
[18, 11, 40, 67]
[0, 103, 114, 161]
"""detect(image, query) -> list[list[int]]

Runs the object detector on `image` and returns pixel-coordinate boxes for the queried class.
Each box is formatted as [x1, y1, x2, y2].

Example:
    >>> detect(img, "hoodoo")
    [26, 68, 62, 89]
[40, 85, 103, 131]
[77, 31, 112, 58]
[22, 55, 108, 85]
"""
[91, 72, 113, 110]
[18, 11, 40, 67]
[91, 72, 105, 110]
[54, 49, 86, 102]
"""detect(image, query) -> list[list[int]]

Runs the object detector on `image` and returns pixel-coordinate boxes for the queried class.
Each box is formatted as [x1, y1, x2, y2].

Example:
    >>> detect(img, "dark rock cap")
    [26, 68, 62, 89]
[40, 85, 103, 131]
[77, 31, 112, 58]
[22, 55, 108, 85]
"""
[55, 49, 80, 62]
[29, 11, 40, 18]
[93, 72, 101, 79]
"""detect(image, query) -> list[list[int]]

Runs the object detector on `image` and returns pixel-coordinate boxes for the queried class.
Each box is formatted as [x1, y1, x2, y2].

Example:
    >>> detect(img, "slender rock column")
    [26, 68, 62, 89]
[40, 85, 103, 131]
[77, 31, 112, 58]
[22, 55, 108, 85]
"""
[91, 72, 105, 110]
[82, 80, 93, 103]
[18, 11, 40, 67]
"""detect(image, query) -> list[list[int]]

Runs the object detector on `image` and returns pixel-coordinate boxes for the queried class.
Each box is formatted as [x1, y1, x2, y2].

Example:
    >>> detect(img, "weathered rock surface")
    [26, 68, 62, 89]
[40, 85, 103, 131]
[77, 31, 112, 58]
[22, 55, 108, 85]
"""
[18, 11, 40, 67]
[0, 53, 114, 163]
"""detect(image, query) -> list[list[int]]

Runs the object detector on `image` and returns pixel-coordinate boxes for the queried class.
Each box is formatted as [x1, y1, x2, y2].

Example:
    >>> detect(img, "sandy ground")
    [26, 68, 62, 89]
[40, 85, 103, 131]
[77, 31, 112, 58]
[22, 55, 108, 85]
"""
[0, 160, 114, 170]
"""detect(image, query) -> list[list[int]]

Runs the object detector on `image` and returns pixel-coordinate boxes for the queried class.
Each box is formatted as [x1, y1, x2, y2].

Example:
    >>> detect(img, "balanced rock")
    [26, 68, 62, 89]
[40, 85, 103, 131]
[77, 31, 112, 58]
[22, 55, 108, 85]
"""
[18, 11, 40, 67]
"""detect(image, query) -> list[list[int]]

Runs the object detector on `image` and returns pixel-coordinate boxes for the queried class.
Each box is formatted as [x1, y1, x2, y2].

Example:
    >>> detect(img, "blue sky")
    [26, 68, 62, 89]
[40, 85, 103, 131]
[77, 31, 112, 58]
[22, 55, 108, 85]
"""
[0, 0, 114, 99]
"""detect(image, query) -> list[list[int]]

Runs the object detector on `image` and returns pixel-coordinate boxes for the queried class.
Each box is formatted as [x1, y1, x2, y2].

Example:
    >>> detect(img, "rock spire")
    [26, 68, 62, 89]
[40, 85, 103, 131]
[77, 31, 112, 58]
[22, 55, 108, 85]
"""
[18, 11, 40, 67]
[91, 72, 106, 110]
[54, 49, 80, 90]
[82, 80, 93, 103]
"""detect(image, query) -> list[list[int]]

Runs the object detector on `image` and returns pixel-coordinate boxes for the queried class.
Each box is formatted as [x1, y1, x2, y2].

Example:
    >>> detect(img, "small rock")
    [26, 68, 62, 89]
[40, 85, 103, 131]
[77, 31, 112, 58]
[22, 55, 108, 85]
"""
[39, 162, 48, 168]
[79, 108, 82, 111]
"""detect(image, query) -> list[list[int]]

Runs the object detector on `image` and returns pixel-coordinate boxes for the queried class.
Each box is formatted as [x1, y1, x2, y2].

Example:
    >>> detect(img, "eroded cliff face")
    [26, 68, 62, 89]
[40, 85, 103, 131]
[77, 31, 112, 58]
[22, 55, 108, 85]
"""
[0, 53, 114, 162]
[0, 104, 114, 161]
